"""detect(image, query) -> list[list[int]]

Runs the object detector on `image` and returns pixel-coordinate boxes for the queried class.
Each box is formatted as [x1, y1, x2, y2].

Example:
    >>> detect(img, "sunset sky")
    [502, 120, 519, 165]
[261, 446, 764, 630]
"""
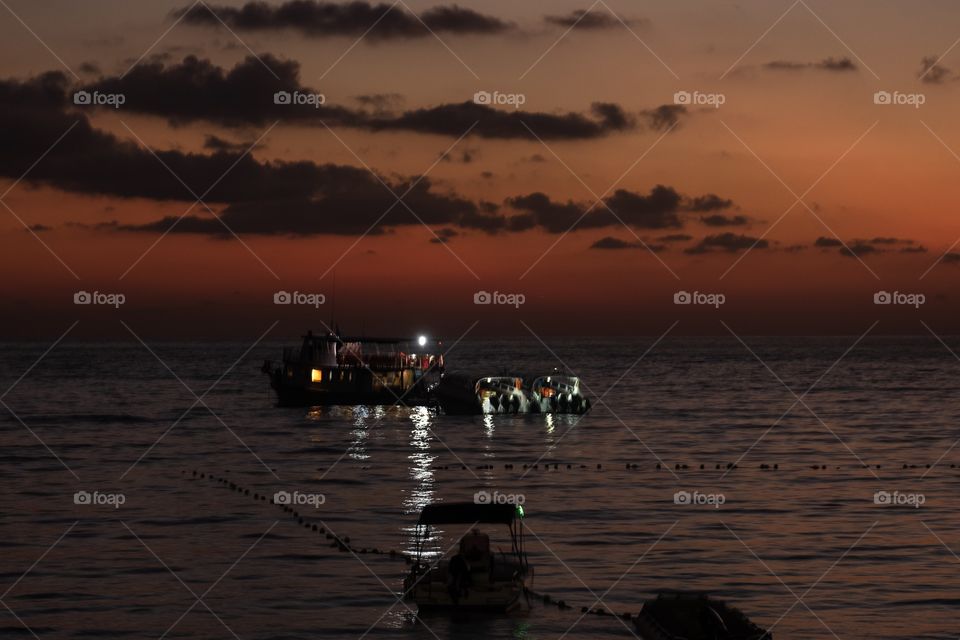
[1, 0, 959, 338]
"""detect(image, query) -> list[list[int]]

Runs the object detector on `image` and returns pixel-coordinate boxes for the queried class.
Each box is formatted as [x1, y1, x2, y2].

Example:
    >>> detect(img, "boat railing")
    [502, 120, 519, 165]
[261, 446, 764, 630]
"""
[281, 346, 441, 372]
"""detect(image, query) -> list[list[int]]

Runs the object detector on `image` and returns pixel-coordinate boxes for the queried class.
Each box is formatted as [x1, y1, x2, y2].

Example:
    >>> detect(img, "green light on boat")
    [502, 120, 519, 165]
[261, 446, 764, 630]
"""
[516, 505, 525, 518]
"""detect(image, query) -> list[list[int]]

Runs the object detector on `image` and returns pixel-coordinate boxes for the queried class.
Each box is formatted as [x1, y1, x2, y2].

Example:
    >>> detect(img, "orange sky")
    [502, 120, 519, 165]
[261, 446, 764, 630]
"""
[0, 0, 958, 337]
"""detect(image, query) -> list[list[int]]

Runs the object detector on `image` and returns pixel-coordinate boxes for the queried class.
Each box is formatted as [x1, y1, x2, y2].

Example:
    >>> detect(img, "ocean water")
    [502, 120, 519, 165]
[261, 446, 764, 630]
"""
[2, 336, 960, 639]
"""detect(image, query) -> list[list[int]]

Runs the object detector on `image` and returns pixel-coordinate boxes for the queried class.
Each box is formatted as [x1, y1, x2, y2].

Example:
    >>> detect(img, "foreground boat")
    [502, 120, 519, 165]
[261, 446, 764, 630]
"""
[262, 331, 443, 406]
[634, 591, 772, 640]
[404, 502, 530, 612]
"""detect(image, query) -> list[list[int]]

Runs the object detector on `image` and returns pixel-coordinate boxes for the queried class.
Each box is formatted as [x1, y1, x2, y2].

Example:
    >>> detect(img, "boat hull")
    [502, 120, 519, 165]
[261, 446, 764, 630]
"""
[406, 578, 529, 612]
[267, 369, 432, 407]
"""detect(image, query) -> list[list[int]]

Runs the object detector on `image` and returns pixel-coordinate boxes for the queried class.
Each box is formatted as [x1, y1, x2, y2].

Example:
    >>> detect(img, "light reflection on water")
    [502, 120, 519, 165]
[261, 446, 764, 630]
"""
[404, 406, 437, 559]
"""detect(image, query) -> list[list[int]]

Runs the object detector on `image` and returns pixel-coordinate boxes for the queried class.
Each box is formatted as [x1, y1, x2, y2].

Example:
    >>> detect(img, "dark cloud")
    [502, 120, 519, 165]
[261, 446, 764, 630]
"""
[657, 233, 693, 243]
[0, 72, 514, 236]
[87, 54, 363, 128]
[685, 233, 767, 254]
[919, 55, 953, 84]
[544, 9, 648, 30]
[685, 194, 733, 212]
[942, 252, 960, 264]
[763, 56, 857, 72]
[525, 153, 547, 163]
[115, 176, 495, 236]
[590, 236, 640, 250]
[176, 1, 512, 39]
[814, 236, 843, 248]
[507, 185, 687, 233]
[203, 134, 262, 152]
[429, 228, 458, 244]
[2, 70, 719, 239]
[83, 55, 640, 140]
[839, 242, 878, 257]
[602, 187, 683, 229]
[641, 104, 687, 131]
[353, 92, 404, 113]
[0, 71, 286, 202]
[440, 148, 478, 163]
[700, 214, 749, 227]
[590, 236, 663, 251]
[371, 100, 636, 139]
[870, 237, 913, 245]
[506, 192, 583, 233]
[814, 236, 924, 257]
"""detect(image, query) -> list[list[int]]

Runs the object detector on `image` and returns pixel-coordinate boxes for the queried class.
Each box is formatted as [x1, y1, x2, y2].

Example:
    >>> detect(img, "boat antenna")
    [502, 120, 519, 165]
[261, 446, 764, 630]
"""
[329, 269, 336, 330]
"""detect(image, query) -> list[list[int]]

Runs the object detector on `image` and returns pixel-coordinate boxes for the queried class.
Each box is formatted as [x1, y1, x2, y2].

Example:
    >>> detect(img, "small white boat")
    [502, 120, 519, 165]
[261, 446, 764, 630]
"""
[476, 377, 530, 414]
[530, 375, 590, 414]
[404, 502, 530, 612]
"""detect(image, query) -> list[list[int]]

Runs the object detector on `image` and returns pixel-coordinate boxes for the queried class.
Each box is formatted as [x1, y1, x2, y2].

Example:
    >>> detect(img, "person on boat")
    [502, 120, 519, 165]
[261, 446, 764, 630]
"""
[447, 551, 470, 604]
[460, 528, 493, 575]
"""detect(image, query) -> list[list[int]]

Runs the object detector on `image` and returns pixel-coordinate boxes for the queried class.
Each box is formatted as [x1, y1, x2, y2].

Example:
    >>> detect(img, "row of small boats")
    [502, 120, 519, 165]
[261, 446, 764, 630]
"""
[431, 374, 591, 415]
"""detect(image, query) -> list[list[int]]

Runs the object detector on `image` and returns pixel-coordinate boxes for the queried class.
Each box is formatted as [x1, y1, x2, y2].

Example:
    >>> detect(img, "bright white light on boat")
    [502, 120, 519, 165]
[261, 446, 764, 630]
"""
[418, 335, 427, 347]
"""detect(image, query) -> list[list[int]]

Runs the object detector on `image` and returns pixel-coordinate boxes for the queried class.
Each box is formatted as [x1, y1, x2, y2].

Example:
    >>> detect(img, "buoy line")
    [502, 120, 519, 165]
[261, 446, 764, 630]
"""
[181, 468, 641, 620]
[394, 460, 953, 474]
[182, 469, 416, 562]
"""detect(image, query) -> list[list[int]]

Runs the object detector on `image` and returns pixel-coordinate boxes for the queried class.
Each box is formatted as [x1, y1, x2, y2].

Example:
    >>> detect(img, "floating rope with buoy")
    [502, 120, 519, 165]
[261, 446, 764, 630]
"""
[181, 468, 647, 620]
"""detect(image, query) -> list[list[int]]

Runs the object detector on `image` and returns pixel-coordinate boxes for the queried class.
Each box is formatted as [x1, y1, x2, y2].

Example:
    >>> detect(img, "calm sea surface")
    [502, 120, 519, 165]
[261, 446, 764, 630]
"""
[2, 337, 960, 639]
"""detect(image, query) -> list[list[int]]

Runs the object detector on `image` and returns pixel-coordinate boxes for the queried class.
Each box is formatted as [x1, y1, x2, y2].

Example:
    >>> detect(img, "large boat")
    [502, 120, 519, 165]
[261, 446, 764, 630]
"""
[404, 501, 530, 612]
[262, 331, 444, 406]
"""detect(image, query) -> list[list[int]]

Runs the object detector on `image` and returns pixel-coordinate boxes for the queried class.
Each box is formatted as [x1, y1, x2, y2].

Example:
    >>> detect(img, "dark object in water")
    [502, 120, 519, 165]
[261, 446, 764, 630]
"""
[634, 591, 771, 640]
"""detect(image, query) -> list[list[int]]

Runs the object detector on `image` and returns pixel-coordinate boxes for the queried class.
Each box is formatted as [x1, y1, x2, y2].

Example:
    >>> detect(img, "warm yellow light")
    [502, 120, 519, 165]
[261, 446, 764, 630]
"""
[311, 369, 323, 382]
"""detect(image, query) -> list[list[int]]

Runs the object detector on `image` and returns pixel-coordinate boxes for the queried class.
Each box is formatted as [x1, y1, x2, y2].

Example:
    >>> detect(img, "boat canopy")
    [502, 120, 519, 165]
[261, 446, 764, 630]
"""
[418, 502, 520, 525]
[303, 334, 410, 344]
